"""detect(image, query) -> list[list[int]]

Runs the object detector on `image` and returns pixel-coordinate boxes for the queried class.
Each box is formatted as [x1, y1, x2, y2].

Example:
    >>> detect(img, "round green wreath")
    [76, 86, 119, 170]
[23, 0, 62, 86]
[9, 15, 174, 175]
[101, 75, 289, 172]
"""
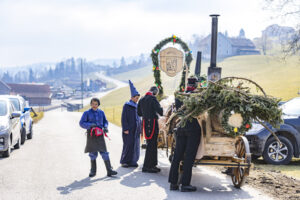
[151, 35, 193, 99]
[220, 108, 252, 137]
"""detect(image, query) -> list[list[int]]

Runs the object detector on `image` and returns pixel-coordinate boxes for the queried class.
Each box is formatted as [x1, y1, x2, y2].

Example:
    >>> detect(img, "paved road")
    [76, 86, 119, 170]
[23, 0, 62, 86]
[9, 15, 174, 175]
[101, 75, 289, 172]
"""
[37, 74, 128, 111]
[0, 110, 272, 200]
[67, 73, 127, 106]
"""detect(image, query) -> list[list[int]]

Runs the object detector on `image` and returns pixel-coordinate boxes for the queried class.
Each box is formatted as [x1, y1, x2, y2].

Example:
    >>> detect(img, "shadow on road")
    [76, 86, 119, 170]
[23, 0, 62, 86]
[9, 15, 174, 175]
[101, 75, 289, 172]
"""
[119, 161, 257, 200]
[0, 149, 18, 160]
[56, 165, 133, 195]
[57, 177, 108, 194]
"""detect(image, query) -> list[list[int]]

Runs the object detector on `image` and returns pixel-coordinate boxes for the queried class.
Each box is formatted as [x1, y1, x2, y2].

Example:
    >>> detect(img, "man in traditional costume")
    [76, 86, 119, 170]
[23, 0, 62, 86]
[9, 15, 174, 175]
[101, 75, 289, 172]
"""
[168, 77, 201, 192]
[120, 80, 142, 168]
[138, 86, 163, 173]
[79, 98, 118, 177]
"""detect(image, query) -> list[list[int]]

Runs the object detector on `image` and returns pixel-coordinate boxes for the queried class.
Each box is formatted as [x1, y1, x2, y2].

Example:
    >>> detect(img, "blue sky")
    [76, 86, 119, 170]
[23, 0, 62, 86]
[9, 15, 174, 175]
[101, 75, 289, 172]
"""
[0, 0, 296, 67]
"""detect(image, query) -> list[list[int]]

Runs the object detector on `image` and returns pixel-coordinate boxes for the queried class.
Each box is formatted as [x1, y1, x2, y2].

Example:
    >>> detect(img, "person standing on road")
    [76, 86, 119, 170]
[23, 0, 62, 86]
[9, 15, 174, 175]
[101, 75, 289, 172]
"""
[79, 98, 118, 178]
[168, 77, 201, 192]
[120, 80, 142, 168]
[138, 86, 163, 173]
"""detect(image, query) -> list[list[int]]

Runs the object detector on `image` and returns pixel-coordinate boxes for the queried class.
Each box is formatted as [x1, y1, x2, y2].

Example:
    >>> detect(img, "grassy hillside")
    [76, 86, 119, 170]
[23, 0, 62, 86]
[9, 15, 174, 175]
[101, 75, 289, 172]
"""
[83, 55, 300, 125]
[111, 65, 153, 82]
[219, 55, 300, 100]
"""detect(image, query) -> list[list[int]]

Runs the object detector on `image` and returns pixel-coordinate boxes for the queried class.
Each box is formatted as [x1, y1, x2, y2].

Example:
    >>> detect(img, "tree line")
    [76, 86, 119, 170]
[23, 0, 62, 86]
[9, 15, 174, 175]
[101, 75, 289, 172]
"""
[1, 54, 151, 84]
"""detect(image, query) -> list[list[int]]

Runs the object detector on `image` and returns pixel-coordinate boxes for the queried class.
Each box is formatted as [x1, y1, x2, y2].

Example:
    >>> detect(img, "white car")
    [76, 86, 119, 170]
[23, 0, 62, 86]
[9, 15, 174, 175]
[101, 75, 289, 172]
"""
[0, 97, 21, 157]
[0, 95, 33, 144]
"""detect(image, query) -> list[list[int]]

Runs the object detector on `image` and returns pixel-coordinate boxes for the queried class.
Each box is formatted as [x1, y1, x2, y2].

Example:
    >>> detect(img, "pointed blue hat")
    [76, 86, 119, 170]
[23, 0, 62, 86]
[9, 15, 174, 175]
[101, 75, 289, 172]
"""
[129, 80, 140, 97]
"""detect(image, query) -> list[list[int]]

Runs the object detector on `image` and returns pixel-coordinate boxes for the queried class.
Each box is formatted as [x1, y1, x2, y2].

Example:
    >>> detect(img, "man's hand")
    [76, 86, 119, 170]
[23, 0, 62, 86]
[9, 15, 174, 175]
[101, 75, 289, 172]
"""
[103, 127, 109, 133]
[124, 130, 129, 134]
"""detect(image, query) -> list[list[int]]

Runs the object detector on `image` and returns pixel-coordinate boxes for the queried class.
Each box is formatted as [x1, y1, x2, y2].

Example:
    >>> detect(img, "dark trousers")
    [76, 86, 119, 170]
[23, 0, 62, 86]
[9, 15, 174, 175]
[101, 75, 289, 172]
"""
[143, 127, 158, 169]
[168, 130, 201, 186]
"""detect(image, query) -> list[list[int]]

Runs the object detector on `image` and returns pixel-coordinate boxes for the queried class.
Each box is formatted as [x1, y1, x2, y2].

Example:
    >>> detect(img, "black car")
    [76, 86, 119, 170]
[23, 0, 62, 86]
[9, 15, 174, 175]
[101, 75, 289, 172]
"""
[246, 97, 300, 165]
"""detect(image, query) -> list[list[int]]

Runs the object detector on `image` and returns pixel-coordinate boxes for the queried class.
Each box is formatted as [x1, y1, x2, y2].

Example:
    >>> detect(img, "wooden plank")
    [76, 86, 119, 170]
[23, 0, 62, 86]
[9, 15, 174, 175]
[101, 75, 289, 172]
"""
[195, 159, 250, 167]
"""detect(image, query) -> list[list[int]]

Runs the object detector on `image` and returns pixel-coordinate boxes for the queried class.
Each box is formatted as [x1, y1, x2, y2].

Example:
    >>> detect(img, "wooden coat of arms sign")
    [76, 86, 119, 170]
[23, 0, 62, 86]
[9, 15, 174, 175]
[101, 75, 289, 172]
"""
[159, 47, 184, 77]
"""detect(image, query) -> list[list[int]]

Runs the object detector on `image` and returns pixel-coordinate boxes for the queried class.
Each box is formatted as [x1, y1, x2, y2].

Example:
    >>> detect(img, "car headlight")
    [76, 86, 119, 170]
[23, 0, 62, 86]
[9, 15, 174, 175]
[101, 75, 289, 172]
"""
[247, 123, 265, 134]
[0, 138, 4, 144]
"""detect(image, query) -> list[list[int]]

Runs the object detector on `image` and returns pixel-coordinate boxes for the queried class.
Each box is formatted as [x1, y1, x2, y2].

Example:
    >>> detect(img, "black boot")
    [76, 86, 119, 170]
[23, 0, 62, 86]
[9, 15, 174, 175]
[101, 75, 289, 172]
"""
[181, 185, 197, 192]
[170, 183, 179, 191]
[142, 167, 158, 173]
[89, 160, 97, 177]
[153, 166, 161, 172]
[104, 160, 118, 177]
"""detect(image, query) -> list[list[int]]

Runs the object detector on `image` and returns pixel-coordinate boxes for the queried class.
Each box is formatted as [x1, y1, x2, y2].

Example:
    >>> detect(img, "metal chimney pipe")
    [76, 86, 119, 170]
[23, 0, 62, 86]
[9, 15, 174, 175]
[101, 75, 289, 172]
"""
[210, 14, 220, 68]
[195, 51, 202, 77]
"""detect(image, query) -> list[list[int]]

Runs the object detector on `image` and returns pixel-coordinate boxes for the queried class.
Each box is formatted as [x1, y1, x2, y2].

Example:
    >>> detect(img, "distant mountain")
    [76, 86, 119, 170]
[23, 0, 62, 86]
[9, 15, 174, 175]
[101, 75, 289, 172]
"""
[93, 54, 150, 68]
[92, 58, 120, 67]
[0, 62, 55, 76]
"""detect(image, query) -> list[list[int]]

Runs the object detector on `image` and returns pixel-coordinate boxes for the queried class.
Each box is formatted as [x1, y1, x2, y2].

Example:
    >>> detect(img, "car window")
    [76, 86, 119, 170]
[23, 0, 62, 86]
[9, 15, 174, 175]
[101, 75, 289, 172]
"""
[282, 98, 300, 115]
[9, 98, 20, 111]
[25, 101, 29, 107]
[0, 100, 7, 116]
[10, 103, 15, 113]
[20, 99, 25, 111]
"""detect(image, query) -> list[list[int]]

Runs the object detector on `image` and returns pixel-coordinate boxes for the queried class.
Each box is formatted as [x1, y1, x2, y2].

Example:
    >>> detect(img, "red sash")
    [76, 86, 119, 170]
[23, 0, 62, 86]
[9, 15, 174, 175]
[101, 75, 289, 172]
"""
[90, 127, 110, 140]
[143, 119, 156, 140]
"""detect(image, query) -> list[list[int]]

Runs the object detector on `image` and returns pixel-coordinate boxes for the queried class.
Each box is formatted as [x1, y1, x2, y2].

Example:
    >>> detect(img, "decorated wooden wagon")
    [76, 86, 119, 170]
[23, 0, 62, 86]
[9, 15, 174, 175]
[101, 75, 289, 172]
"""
[149, 16, 282, 189]
[157, 76, 282, 188]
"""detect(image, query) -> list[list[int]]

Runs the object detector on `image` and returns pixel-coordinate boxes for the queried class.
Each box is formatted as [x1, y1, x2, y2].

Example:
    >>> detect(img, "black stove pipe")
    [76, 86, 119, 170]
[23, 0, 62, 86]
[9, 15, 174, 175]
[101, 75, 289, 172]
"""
[210, 14, 220, 68]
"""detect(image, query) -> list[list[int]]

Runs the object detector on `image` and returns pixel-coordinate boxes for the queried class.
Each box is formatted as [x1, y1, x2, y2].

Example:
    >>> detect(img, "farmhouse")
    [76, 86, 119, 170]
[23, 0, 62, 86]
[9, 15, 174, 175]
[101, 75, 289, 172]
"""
[0, 81, 52, 106]
[199, 29, 260, 60]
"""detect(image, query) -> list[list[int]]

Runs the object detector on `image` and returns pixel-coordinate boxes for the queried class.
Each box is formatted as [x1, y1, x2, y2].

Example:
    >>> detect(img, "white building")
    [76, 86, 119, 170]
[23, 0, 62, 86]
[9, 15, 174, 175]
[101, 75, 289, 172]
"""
[198, 29, 260, 60]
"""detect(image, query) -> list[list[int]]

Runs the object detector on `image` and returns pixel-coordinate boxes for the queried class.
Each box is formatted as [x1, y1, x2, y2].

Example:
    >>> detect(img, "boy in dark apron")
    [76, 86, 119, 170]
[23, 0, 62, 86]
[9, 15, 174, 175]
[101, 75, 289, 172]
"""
[79, 98, 117, 177]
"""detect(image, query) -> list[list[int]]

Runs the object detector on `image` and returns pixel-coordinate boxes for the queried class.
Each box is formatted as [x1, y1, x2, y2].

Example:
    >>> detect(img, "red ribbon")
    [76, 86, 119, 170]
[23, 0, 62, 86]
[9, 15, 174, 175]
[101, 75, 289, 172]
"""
[90, 127, 110, 140]
[186, 86, 196, 91]
[143, 119, 156, 140]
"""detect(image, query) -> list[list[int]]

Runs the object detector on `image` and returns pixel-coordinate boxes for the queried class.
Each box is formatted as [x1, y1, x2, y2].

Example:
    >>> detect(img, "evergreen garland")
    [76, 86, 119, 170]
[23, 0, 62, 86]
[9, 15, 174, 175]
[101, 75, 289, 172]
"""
[220, 108, 251, 136]
[175, 77, 283, 137]
[151, 35, 193, 99]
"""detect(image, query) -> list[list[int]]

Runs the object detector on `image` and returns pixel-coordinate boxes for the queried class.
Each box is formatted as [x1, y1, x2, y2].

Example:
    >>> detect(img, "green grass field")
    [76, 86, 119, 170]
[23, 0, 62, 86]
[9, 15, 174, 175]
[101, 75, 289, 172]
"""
[218, 55, 300, 101]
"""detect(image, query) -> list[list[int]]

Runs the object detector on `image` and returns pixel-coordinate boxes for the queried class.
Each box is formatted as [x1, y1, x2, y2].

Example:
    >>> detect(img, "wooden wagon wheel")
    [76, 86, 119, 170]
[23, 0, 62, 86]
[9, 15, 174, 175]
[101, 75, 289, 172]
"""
[216, 76, 267, 97]
[231, 136, 251, 188]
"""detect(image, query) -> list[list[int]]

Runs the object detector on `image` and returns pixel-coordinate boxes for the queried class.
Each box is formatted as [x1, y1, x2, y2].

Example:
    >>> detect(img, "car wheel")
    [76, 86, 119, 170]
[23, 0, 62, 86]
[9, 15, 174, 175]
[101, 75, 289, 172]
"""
[21, 127, 26, 145]
[263, 136, 293, 165]
[14, 136, 21, 149]
[27, 125, 33, 140]
[3, 137, 11, 157]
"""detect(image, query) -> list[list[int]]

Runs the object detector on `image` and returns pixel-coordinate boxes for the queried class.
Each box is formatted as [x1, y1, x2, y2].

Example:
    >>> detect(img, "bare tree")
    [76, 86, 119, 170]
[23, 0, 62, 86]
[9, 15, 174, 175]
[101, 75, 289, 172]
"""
[265, 0, 300, 56]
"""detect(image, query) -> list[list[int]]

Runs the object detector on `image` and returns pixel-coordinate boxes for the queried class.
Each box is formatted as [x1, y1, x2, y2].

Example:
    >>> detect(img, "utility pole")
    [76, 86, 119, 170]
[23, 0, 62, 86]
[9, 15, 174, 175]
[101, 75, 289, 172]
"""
[81, 59, 83, 108]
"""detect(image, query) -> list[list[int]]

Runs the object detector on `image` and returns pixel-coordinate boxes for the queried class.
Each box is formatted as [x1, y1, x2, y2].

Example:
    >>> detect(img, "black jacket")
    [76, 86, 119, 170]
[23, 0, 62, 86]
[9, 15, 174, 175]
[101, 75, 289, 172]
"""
[175, 98, 201, 134]
[137, 94, 163, 119]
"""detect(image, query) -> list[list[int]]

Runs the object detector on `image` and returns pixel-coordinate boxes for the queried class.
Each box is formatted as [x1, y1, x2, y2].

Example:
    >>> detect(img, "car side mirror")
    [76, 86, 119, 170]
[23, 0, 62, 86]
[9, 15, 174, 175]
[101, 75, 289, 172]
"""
[24, 107, 31, 112]
[11, 112, 21, 119]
